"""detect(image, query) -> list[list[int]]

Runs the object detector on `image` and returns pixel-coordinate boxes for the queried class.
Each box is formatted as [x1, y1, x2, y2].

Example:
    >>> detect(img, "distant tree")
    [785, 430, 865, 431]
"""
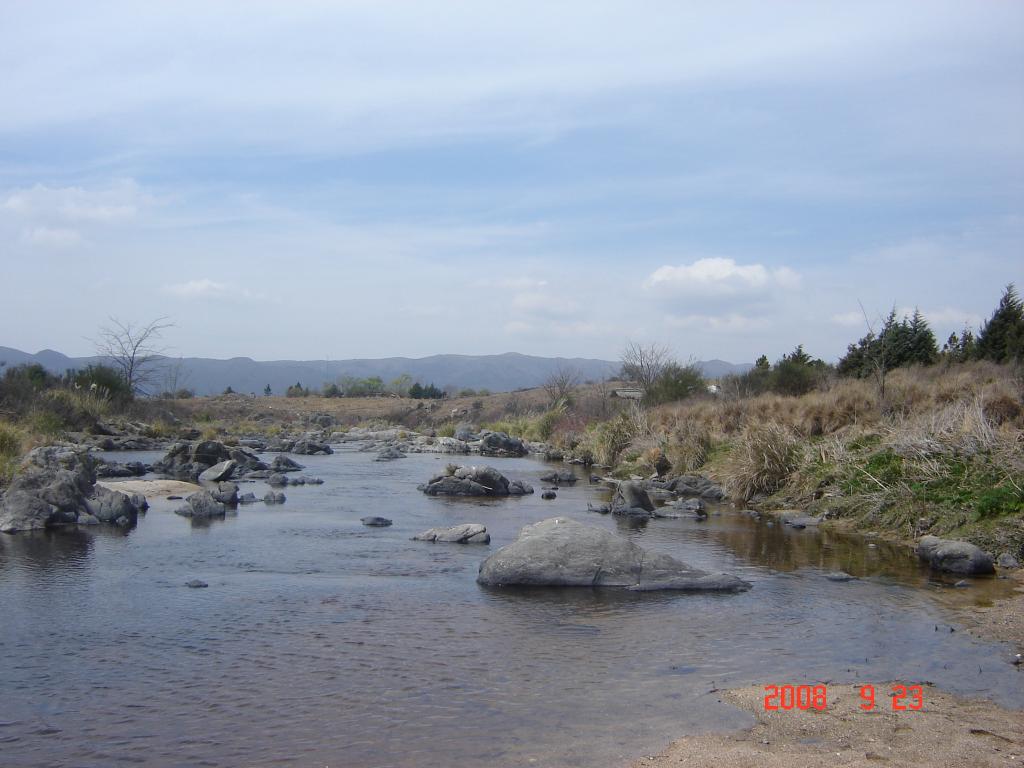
[620, 341, 671, 394]
[543, 365, 582, 406]
[322, 383, 342, 398]
[976, 284, 1024, 364]
[754, 355, 770, 370]
[942, 326, 977, 364]
[223, 386, 235, 395]
[387, 374, 413, 397]
[408, 381, 444, 399]
[286, 381, 308, 398]
[772, 345, 827, 396]
[93, 316, 173, 396]
[263, 384, 272, 396]
[643, 362, 704, 406]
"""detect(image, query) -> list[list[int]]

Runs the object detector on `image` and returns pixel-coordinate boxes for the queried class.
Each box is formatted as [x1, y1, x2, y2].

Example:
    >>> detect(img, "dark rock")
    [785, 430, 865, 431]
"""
[477, 517, 751, 591]
[651, 497, 707, 519]
[186, 580, 208, 589]
[264, 491, 286, 505]
[479, 431, 527, 458]
[420, 466, 526, 497]
[917, 535, 995, 575]
[361, 516, 393, 527]
[212, 482, 239, 505]
[612, 481, 655, 514]
[271, 455, 304, 473]
[587, 503, 611, 514]
[508, 480, 534, 495]
[290, 438, 333, 456]
[238, 492, 258, 505]
[540, 470, 577, 485]
[267, 473, 289, 487]
[541, 491, 557, 500]
[454, 423, 477, 441]
[86, 486, 141, 526]
[413, 523, 489, 544]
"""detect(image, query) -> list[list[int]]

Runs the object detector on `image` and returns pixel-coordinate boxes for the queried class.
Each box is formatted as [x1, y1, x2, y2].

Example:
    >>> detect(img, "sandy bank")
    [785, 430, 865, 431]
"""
[630, 682, 1024, 768]
[96, 479, 202, 498]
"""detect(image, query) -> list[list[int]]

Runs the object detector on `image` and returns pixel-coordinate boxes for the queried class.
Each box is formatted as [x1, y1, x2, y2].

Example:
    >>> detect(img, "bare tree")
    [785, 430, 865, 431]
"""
[620, 341, 671, 393]
[94, 316, 173, 395]
[543, 364, 582, 405]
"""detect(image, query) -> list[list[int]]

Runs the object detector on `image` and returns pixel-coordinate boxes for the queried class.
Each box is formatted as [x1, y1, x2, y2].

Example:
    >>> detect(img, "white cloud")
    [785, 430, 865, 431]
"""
[20, 226, 83, 248]
[645, 257, 801, 296]
[664, 312, 768, 331]
[2, 179, 148, 222]
[162, 278, 263, 302]
[830, 311, 866, 327]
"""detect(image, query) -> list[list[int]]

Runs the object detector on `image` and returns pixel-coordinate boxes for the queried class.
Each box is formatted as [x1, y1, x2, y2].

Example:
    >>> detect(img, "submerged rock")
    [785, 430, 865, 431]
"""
[917, 535, 995, 575]
[539, 470, 577, 485]
[361, 516, 393, 527]
[541, 491, 557, 500]
[477, 517, 751, 592]
[271, 455, 304, 473]
[264, 491, 286, 505]
[290, 438, 333, 456]
[826, 571, 857, 582]
[413, 523, 489, 544]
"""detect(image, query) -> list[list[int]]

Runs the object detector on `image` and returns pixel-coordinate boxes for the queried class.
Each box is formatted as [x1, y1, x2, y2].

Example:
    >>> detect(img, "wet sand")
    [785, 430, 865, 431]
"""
[630, 571, 1024, 768]
[629, 682, 1024, 768]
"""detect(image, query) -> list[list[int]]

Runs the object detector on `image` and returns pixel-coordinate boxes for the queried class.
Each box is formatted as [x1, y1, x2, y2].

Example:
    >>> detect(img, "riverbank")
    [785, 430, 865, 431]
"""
[630, 682, 1024, 768]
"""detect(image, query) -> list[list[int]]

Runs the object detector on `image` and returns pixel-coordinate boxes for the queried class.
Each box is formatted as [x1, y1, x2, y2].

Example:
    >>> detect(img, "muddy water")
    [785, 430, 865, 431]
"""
[0, 449, 1020, 768]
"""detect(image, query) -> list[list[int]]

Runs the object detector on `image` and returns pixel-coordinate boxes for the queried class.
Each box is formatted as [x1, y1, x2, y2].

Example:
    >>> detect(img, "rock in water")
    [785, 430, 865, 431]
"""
[413, 524, 489, 544]
[419, 466, 532, 497]
[477, 517, 751, 592]
[186, 579, 208, 589]
[826, 571, 857, 582]
[271, 455, 304, 473]
[611, 481, 655, 514]
[541, 491, 557, 500]
[917, 535, 995, 575]
[198, 459, 236, 483]
[361, 516, 393, 527]
[174, 490, 226, 519]
[375, 446, 407, 461]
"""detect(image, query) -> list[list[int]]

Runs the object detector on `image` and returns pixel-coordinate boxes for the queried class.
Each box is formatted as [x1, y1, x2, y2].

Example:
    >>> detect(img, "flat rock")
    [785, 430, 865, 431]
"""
[198, 459, 236, 483]
[413, 523, 489, 544]
[477, 517, 751, 592]
[361, 516, 393, 527]
[826, 571, 857, 582]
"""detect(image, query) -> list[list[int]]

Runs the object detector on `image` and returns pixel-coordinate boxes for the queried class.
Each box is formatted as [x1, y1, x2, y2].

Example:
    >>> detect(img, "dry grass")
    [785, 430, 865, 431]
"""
[722, 422, 801, 501]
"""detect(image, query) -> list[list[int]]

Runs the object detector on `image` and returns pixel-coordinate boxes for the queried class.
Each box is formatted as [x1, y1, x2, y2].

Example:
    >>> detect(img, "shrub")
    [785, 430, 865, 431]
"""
[0, 421, 23, 486]
[644, 362, 705, 406]
[665, 419, 711, 472]
[723, 422, 800, 501]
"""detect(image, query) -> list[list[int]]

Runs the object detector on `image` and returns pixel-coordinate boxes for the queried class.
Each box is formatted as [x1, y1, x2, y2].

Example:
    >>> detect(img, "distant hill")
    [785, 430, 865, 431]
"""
[0, 346, 753, 395]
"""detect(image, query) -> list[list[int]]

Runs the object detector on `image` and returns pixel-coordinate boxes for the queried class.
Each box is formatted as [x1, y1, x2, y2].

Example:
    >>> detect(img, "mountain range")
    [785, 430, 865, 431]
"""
[0, 346, 753, 395]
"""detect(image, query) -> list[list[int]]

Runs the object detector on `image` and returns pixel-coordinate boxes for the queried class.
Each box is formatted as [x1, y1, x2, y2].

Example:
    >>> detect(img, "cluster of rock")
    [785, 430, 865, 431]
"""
[335, 426, 536, 460]
[0, 447, 147, 532]
[648, 474, 726, 501]
[477, 517, 750, 592]
[539, 470, 577, 485]
[418, 466, 534, 497]
[154, 440, 269, 481]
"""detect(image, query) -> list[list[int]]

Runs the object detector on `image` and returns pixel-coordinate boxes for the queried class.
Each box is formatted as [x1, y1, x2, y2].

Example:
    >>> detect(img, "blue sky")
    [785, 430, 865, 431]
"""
[1, 1, 1021, 363]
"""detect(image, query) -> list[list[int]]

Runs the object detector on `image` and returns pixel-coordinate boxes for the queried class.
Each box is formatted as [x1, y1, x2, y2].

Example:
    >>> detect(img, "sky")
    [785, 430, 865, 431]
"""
[1, 1, 1022, 365]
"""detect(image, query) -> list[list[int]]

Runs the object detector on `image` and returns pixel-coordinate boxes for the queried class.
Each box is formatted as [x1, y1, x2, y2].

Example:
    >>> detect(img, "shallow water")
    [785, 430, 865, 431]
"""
[0, 448, 1020, 768]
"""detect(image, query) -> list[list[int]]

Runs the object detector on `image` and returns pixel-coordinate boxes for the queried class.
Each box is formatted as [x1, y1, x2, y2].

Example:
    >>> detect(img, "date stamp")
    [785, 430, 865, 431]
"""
[763, 684, 925, 712]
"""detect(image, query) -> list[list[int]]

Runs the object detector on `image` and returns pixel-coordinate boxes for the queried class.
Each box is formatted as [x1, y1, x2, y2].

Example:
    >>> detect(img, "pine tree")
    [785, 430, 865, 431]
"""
[977, 284, 1024, 363]
[906, 308, 938, 365]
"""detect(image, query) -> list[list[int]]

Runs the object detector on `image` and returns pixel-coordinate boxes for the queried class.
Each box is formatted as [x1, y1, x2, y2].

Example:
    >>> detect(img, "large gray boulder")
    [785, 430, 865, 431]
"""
[154, 440, 267, 480]
[479, 431, 527, 458]
[414, 523, 490, 544]
[917, 535, 995, 575]
[0, 491, 58, 532]
[477, 517, 751, 591]
[271, 455, 304, 473]
[375, 445, 407, 461]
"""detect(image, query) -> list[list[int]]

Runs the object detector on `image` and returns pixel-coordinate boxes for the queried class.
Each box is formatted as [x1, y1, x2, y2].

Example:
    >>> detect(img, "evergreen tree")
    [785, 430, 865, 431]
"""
[906, 308, 938, 365]
[264, 384, 272, 396]
[976, 284, 1024, 363]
